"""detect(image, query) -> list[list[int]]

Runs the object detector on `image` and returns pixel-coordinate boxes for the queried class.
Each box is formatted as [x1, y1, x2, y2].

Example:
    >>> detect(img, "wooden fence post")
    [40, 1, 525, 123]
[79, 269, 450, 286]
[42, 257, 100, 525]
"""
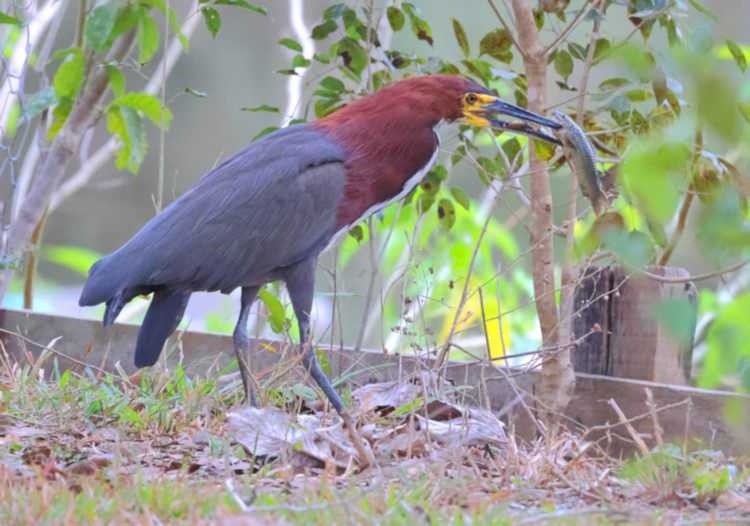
[572, 266, 697, 385]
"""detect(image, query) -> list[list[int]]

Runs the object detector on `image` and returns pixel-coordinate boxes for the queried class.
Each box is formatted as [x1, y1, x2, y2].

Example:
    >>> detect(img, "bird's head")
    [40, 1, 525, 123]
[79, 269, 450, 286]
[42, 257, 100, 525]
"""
[436, 75, 562, 144]
[315, 75, 562, 147]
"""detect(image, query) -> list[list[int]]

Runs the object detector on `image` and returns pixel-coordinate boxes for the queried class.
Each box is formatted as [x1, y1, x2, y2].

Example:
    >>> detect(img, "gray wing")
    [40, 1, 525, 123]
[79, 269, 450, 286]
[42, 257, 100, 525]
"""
[80, 125, 346, 304]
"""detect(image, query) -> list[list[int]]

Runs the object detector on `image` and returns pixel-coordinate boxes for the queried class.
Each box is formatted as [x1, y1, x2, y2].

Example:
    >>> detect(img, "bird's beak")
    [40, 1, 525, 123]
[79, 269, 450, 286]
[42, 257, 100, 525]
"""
[484, 98, 562, 146]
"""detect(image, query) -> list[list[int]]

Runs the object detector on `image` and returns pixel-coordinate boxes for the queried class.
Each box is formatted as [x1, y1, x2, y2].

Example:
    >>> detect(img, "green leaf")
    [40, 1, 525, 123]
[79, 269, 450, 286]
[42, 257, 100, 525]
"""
[258, 289, 286, 333]
[117, 92, 172, 128]
[451, 18, 469, 59]
[725, 38, 747, 74]
[53, 52, 85, 100]
[699, 294, 750, 392]
[533, 8, 545, 31]
[252, 126, 278, 141]
[533, 139, 557, 161]
[554, 49, 573, 80]
[24, 87, 56, 118]
[184, 87, 207, 98]
[568, 42, 586, 60]
[479, 29, 512, 61]
[43, 245, 102, 277]
[84, 3, 120, 51]
[213, 0, 267, 15]
[292, 383, 318, 401]
[387, 6, 404, 31]
[46, 101, 72, 141]
[348, 225, 364, 242]
[625, 89, 653, 102]
[109, 5, 141, 43]
[242, 104, 279, 113]
[739, 102, 750, 125]
[314, 98, 342, 118]
[311, 19, 337, 40]
[450, 187, 470, 211]
[320, 76, 346, 92]
[335, 38, 367, 75]
[687, 0, 718, 22]
[599, 78, 629, 90]
[609, 94, 631, 114]
[437, 198, 456, 231]
[278, 38, 302, 52]
[201, 7, 221, 38]
[432, 165, 448, 181]
[645, 214, 668, 248]
[407, 13, 433, 46]
[119, 105, 145, 172]
[105, 65, 126, 97]
[168, 8, 189, 50]
[420, 172, 441, 194]
[313, 53, 330, 64]
[291, 55, 311, 69]
[622, 139, 688, 223]
[323, 3, 346, 19]
[606, 229, 656, 268]
[137, 14, 159, 63]
[0, 12, 21, 25]
[592, 38, 611, 62]
[108, 105, 144, 173]
[418, 191, 435, 213]
[50, 47, 81, 62]
[142, 0, 167, 12]
[341, 7, 358, 30]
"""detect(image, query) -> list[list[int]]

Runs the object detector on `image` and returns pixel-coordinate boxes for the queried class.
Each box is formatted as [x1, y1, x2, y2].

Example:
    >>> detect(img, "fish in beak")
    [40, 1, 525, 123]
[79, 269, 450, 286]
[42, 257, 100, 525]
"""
[483, 98, 562, 145]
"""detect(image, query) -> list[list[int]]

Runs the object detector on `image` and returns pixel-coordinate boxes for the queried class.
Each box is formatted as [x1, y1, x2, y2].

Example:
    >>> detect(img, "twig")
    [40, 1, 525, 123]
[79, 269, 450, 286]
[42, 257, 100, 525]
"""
[22, 206, 48, 309]
[632, 259, 750, 283]
[659, 128, 702, 265]
[644, 388, 663, 446]
[607, 398, 650, 455]
[76, 0, 87, 48]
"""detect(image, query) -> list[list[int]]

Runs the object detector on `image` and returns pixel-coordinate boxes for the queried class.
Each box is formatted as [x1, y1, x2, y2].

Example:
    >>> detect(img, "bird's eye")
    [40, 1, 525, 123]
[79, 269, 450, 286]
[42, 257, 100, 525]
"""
[466, 93, 478, 104]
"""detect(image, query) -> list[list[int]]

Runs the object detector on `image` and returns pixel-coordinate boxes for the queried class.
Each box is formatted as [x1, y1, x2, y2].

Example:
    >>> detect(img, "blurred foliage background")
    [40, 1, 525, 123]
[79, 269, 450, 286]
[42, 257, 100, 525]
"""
[1, 0, 749, 394]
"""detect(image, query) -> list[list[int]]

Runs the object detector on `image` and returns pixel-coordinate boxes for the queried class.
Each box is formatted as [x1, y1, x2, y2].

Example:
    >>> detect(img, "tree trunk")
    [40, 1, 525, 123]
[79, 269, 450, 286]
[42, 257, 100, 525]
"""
[511, 0, 575, 424]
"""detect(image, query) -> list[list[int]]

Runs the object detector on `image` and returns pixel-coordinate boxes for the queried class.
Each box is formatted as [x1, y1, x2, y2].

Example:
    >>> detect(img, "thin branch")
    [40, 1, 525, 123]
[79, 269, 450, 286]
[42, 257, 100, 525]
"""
[608, 398, 650, 455]
[634, 259, 750, 284]
[153, 0, 170, 214]
[659, 128, 702, 265]
[76, 0, 87, 48]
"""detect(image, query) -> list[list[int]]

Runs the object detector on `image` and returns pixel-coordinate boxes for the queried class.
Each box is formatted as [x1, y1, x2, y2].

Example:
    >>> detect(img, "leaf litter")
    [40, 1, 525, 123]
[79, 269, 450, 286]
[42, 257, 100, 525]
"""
[0, 351, 749, 524]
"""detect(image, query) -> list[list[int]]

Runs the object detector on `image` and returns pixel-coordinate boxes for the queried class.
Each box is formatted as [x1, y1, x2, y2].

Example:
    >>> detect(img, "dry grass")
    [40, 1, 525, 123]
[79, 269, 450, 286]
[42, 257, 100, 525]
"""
[0, 350, 748, 525]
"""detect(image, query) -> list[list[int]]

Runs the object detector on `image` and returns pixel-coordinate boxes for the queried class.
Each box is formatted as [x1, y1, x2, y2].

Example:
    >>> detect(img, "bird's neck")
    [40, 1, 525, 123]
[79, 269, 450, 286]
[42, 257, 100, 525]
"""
[313, 107, 441, 234]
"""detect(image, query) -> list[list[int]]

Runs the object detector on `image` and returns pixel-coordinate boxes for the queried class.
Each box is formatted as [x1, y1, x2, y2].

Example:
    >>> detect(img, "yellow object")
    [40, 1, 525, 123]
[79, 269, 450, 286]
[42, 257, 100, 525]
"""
[438, 279, 511, 360]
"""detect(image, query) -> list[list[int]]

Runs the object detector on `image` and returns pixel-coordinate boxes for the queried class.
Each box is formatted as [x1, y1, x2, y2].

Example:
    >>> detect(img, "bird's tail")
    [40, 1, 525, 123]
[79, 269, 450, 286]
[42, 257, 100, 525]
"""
[134, 288, 191, 368]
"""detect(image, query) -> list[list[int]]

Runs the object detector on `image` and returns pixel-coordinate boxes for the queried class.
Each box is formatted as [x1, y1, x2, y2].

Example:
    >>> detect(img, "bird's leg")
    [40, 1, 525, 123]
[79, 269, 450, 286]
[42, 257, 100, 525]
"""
[284, 259, 374, 467]
[233, 285, 261, 406]
[284, 261, 345, 414]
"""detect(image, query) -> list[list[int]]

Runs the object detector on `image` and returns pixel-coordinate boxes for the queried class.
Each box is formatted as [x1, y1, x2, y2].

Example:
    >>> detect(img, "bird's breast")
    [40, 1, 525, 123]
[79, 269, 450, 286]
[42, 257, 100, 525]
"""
[325, 128, 440, 247]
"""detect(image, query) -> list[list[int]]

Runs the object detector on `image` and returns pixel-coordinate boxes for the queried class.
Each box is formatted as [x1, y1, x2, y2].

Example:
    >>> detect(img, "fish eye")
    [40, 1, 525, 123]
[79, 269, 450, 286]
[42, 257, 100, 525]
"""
[466, 93, 478, 104]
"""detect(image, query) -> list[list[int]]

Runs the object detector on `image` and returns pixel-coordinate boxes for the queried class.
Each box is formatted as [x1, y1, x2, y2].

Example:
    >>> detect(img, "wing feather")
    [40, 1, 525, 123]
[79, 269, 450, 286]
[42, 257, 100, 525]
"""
[80, 125, 347, 305]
